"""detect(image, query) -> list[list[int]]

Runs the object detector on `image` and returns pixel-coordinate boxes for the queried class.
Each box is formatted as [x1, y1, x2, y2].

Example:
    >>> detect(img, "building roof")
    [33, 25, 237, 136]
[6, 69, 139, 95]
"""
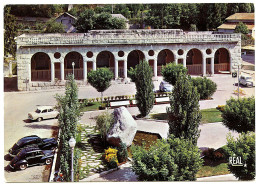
[218, 23, 254, 31]
[226, 13, 254, 21]
[55, 12, 77, 21]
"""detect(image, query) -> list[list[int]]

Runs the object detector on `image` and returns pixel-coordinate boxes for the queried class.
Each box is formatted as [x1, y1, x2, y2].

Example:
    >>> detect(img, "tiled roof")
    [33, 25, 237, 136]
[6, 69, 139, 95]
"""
[226, 13, 254, 20]
[218, 23, 254, 30]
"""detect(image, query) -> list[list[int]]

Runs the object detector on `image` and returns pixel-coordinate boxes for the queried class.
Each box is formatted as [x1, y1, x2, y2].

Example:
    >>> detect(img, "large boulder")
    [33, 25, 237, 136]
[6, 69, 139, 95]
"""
[106, 106, 137, 147]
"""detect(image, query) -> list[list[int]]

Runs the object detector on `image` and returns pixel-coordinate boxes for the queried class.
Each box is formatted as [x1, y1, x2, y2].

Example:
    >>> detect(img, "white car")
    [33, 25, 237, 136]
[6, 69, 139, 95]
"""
[159, 81, 173, 92]
[28, 106, 59, 122]
[239, 74, 255, 87]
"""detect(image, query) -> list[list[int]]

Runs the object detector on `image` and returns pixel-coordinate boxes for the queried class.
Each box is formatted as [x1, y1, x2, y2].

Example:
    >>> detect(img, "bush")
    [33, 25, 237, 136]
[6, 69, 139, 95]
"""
[104, 147, 119, 169]
[161, 63, 187, 86]
[131, 135, 203, 181]
[226, 132, 255, 180]
[95, 111, 114, 143]
[134, 61, 155, 117]
[222, 96, 255, 133]
[127, 67, 137, 82]
[116, 142, 128, 163]
[191, 77, 217, 100]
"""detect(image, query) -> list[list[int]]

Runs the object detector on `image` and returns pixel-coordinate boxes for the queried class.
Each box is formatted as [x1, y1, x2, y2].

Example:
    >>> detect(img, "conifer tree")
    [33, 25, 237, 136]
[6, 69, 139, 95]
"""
[55, 75, 81, 181]
[167, 73, 201, 145]
[134, 60, 155, 117]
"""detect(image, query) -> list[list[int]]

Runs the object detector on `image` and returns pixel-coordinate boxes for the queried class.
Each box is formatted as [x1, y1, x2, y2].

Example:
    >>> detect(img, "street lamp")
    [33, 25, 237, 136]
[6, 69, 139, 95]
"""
[72, 62, 75, 78]
[69, 137, 76, 182]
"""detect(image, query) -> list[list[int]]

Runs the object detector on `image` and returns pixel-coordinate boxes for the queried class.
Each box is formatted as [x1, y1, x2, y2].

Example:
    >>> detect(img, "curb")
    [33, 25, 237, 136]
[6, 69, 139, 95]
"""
[79, 162, 131, 182]
[196, 174, 237, 181]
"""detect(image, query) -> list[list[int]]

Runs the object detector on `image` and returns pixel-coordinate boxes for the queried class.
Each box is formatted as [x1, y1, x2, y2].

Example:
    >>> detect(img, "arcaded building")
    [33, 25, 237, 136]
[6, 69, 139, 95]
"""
[16, 29, 242, 91]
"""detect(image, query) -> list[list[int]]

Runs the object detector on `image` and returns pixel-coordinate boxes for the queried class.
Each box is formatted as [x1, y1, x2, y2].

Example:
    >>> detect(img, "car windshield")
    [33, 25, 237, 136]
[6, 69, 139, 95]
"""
[35, 109, 41, 113]
[17, 150, 26, 158]
[246, 77, 252, 80]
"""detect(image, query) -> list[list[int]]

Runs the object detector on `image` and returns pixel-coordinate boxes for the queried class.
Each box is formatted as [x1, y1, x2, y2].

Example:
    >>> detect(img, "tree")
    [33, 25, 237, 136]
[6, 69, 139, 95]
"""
[161, 63, 188, 86]
[55, 75, 81, 181]
[73, 9, 96, 32]
[134, 60, 155, 117]
[222, 96, 255, 133]
[4, 6, 18, 58]
[87, 68, 114, 103]
[167, 73, 201, 145]
[234, 22, 249, 35]
[191, 77, 217, 100]
[226, 132, 255, 180]
[131, 135, 203, 181]
[44, 18, 65, 33]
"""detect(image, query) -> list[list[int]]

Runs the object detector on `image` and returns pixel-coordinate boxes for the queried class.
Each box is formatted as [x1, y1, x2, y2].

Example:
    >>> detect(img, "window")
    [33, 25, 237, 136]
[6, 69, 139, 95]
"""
[42, 109, 47, 113]
[48, 109, 53, 112]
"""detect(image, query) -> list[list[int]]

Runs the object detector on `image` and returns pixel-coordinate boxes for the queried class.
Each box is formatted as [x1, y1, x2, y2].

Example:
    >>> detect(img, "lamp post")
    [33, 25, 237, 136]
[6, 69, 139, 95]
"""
[72, 62, 75, 78]
[69, 137, 76, 182]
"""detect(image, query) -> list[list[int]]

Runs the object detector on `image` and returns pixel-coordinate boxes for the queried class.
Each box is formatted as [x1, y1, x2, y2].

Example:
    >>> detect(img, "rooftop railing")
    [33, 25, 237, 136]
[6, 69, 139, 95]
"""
[16, 29, 241, 46]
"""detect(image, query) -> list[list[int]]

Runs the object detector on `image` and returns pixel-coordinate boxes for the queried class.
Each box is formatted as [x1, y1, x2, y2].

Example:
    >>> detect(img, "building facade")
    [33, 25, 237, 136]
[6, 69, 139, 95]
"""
[16, 29, 242, 91]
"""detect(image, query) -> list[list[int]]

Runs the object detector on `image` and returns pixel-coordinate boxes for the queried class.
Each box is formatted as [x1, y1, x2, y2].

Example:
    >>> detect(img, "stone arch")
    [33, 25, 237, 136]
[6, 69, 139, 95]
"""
[186, 48, 203, 75]
[64, 51, 83, 80]
[127, 50, 145, 69]
[157, 49, 175, 66]
[214, 48, 230, 72]
[31, 52, 51, 81]
[96, 51, 115, 68]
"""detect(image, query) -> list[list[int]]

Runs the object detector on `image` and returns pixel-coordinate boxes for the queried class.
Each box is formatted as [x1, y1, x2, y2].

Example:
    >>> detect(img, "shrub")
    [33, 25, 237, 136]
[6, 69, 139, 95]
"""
[128, 67, 137, 82]
[222, 96, 255, 133]
[226, 132, 255, 180]
[131, 135, 203, 181]
[95, 111, 114, 143]
[167, 73, 201, 145]
[216, 105, 225, 112]
[191, 77, 217, 100]
[161, 63, 187, 86]
[134, 60, 155, 117]
[116, 142, 128, 163]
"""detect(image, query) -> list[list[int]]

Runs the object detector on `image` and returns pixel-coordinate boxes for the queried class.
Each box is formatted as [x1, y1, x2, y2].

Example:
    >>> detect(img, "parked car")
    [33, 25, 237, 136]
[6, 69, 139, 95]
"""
[9, 146, 54, 170]
[159, 81, 173, 92]
[28, 106, 59, 122]
[8, 135, 57, 157]
[239, 74, 255, 87]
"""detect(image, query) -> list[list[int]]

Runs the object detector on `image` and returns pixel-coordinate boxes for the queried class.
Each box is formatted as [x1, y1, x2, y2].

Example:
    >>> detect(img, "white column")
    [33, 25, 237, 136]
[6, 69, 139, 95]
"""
[124, 60, 127, 78]
[9, 61, 13, 76]
[174, 58, 178, 65]
[183, 57, 186, 68]
[61, 62, 65, 81]
[83, 60, 87, 82]
[93, 60, 96, 71]
[115, 60, 119, 79]
[51, 62, 55, 82]
[28, 61, 31, 83]
[202, 55, 206, 76]
[154, 58, 157, 78]
[210, 57, 214, 75]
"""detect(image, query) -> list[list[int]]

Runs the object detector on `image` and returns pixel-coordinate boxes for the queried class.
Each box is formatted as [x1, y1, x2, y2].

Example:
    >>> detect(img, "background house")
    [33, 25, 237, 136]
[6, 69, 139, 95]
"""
[55, 12, 77, 33]
[218, 13, 254, 37]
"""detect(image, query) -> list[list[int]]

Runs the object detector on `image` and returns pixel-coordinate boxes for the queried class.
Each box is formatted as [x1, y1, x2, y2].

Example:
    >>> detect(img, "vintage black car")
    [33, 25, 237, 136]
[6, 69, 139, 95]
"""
[8, 135, 57, 157]
[9, 146, 54, 170]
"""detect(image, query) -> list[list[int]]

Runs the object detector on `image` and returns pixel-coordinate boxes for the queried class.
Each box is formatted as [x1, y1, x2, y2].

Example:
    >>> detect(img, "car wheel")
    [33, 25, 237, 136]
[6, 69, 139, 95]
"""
[19, 163, 28, 170]
[45, 158, 52, 165]
[37, 117, 42, 122]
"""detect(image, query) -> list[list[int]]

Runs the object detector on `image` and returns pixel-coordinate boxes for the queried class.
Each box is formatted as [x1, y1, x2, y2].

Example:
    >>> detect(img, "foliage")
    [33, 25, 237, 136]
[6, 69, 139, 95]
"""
[115, 142, 128, 163]
[55, 74, 81, 181]
[167, 73, 201, 145]
[95, 111, 114, 143]
[74, 10, 126, 32]
[127, 67, 137, 82]
[43, 18, 65, 33]
[4, 6, 18, 58]
[191, 77, 217, 100]
[131, 135, 203, 181]
[234, 22, 249, 35]
[216, 105, 225, 112]
[161, 63, 187, 86]
[221, 96, 255, 133]
[87, 68, 114, 103]
[104, 147, 119, 169]
[226, 132, 255, 180]
[134, 61, 155, 117]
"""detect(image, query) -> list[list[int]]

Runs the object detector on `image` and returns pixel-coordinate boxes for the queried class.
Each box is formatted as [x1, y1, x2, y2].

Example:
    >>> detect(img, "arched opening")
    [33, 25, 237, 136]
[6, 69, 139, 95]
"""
[31, 52, 51, 81]
[127, 50, 145, 69]
[64, 51, 83, 80]
[96, 51, 117, 76]
[214, 48, 230, 73]
[157, 49, 174, 75]
[186, 48, 203, 75]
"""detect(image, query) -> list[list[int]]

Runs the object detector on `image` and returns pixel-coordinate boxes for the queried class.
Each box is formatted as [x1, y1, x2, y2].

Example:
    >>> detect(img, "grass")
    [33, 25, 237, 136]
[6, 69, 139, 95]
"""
[196, 163, 230, 178]
[150, 108, 222, 124]
[80, 102, 102, 112]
